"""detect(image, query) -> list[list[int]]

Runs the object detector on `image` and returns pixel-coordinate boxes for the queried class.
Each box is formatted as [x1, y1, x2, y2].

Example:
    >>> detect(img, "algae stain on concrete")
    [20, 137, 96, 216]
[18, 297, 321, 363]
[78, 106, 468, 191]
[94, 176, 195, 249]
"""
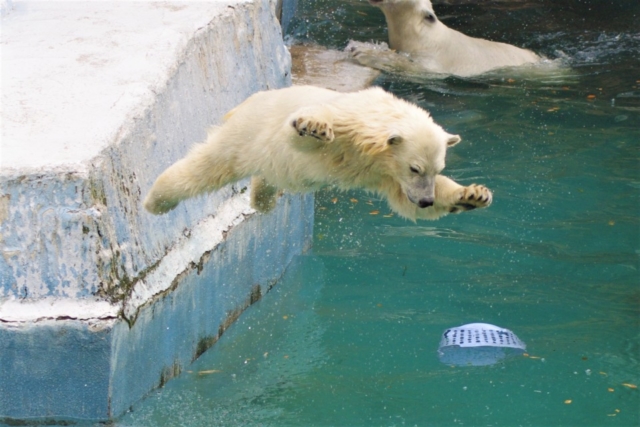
[192, 284, 263, 362]
[195, 335, 220, 362]
[0, 194, 10, 225]
[159, 359, 182, 389]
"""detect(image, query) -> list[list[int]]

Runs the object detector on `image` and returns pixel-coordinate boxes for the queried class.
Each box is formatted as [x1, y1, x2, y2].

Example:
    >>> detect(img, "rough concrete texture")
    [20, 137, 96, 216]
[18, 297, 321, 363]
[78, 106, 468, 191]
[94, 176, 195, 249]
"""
[0, 192, 314, 420]
[0, 0, 11, 16]
[0, 0, 314, 420]
[1, 0, 291, 301]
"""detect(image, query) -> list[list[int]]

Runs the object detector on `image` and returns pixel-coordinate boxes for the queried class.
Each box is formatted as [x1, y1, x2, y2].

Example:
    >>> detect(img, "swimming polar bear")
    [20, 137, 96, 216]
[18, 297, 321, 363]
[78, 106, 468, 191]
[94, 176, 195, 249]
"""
[144, 85, 492, 221]
[349, 0, 541, 77]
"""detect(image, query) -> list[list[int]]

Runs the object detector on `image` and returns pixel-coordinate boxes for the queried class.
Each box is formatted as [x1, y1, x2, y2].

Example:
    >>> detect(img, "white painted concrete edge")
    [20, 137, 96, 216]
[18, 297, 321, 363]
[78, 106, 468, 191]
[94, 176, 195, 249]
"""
[0, 189, 258, 325]
[1, 0, 232, 173]
[123, 190, 257, 321]
[0, 297, 118, 323]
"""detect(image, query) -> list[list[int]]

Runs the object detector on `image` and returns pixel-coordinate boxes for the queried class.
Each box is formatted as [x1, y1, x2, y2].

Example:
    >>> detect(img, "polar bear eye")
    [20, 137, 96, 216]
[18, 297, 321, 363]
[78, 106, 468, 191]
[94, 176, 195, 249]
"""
[424, 12, 436, 23]
[410, 166, 421, 174]
[387, 136, 402, 145]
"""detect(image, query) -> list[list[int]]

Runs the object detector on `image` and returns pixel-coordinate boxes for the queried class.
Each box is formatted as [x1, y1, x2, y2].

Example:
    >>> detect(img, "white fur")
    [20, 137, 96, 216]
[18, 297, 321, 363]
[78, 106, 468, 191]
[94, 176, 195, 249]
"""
[354, 0, 540, 77]
[144, 85, 492, 221]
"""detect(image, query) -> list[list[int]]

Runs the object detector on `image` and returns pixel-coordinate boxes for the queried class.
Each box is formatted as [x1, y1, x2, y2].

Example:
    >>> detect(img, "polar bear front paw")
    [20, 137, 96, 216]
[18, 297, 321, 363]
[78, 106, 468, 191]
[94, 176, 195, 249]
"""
[451, 184, 493, 213]
[345, 40, 390, 56]
[291, 117, 334, 142]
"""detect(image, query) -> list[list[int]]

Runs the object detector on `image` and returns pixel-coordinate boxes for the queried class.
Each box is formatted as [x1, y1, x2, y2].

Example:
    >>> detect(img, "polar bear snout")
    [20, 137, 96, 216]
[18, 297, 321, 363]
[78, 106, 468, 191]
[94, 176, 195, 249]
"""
[418, 197, 434, 208]
[405, 174, 436, 209]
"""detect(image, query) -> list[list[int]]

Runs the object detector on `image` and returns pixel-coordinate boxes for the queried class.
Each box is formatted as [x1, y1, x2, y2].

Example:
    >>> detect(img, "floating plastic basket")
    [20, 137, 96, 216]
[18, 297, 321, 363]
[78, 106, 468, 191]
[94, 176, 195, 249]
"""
[438, 323, 526, 366]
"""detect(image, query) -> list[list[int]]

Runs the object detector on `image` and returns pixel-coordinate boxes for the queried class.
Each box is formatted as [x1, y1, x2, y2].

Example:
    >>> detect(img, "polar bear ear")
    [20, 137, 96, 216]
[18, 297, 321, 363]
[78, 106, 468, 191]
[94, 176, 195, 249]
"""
[446, 134, 461, 147]
[387, 135, 403, 146]
[424, 12, 437, 24]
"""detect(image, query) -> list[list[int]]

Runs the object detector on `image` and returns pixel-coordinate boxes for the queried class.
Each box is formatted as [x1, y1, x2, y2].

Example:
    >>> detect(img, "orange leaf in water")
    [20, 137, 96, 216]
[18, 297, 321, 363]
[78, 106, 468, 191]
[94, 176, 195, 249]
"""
[331, 197, 338, 204]
[587, 94, 596, 100]
[369, 210, 380, 215]
[564, 400, 572, 404]
[198, 369, 222, 375]
[622, 383, 637, 389]
[350, 198, 359, 203]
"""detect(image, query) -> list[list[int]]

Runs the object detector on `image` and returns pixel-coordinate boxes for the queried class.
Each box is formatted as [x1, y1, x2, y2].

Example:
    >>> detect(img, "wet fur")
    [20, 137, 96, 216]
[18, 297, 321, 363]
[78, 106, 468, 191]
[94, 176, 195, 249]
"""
[351, 0, 540, 77]
[144, 85, 492, 220]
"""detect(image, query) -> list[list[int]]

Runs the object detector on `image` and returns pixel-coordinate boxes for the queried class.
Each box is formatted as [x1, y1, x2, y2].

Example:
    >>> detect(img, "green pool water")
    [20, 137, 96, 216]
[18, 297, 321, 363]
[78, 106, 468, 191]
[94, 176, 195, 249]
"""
[115, 1, 638, 426]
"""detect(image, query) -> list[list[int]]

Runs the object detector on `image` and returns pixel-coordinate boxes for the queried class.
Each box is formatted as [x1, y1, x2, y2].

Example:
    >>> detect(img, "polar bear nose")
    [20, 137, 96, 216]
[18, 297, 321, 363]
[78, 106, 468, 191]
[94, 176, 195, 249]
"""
[418, 197, 434, 208]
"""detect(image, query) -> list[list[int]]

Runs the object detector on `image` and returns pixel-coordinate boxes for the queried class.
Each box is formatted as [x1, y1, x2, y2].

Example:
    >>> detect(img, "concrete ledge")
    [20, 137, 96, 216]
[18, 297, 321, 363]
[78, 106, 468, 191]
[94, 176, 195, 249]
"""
[1, 0, 292, 300]
[1, 191, 314, 420]
[0, 0, 314, 420]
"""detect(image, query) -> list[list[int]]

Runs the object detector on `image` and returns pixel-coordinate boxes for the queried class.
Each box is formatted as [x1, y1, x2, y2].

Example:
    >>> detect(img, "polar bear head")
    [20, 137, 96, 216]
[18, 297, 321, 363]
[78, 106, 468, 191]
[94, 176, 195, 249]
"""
[381, 108, 460, 208]
[332, 87, 460, 209]
[367, 0, 446, 53]
[368, 0, 438, 23]
[369, 0, 436, 15]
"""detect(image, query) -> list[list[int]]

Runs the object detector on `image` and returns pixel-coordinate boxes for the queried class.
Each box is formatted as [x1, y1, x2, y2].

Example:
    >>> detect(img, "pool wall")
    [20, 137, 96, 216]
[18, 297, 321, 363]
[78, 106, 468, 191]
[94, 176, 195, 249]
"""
[0, 0, 312, 420]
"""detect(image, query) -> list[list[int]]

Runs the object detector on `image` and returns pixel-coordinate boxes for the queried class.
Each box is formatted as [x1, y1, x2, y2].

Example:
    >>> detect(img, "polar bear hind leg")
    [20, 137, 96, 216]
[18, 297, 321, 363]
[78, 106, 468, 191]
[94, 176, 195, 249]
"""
[144, 126, 241, 215]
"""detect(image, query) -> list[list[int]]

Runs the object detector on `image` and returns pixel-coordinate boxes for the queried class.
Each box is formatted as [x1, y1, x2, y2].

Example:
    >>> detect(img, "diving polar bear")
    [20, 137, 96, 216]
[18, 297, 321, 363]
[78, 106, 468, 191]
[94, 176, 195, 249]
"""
[144, 86, 492, 221]
[350, 0, 541, 77]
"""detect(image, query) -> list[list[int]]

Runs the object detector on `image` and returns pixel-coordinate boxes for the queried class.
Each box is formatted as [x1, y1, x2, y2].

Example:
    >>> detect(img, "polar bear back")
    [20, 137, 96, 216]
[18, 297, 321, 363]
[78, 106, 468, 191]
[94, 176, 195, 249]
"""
[430, 27, 540, 76]
[223, 85, 339, 126]
[215, 86, 454, 194]
[216, 86, 343, 190]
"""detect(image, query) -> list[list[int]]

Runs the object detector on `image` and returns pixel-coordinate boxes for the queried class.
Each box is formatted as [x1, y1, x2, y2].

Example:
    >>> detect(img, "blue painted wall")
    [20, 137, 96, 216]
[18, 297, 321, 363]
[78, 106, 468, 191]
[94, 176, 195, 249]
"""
[0, 193, 313, 421]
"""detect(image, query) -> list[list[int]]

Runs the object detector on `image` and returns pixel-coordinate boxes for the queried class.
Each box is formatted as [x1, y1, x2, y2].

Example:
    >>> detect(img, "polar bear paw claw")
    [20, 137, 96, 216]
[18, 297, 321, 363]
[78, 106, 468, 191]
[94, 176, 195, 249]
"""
[451, 184, 493, 212]
[292, 117, 334, 142]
